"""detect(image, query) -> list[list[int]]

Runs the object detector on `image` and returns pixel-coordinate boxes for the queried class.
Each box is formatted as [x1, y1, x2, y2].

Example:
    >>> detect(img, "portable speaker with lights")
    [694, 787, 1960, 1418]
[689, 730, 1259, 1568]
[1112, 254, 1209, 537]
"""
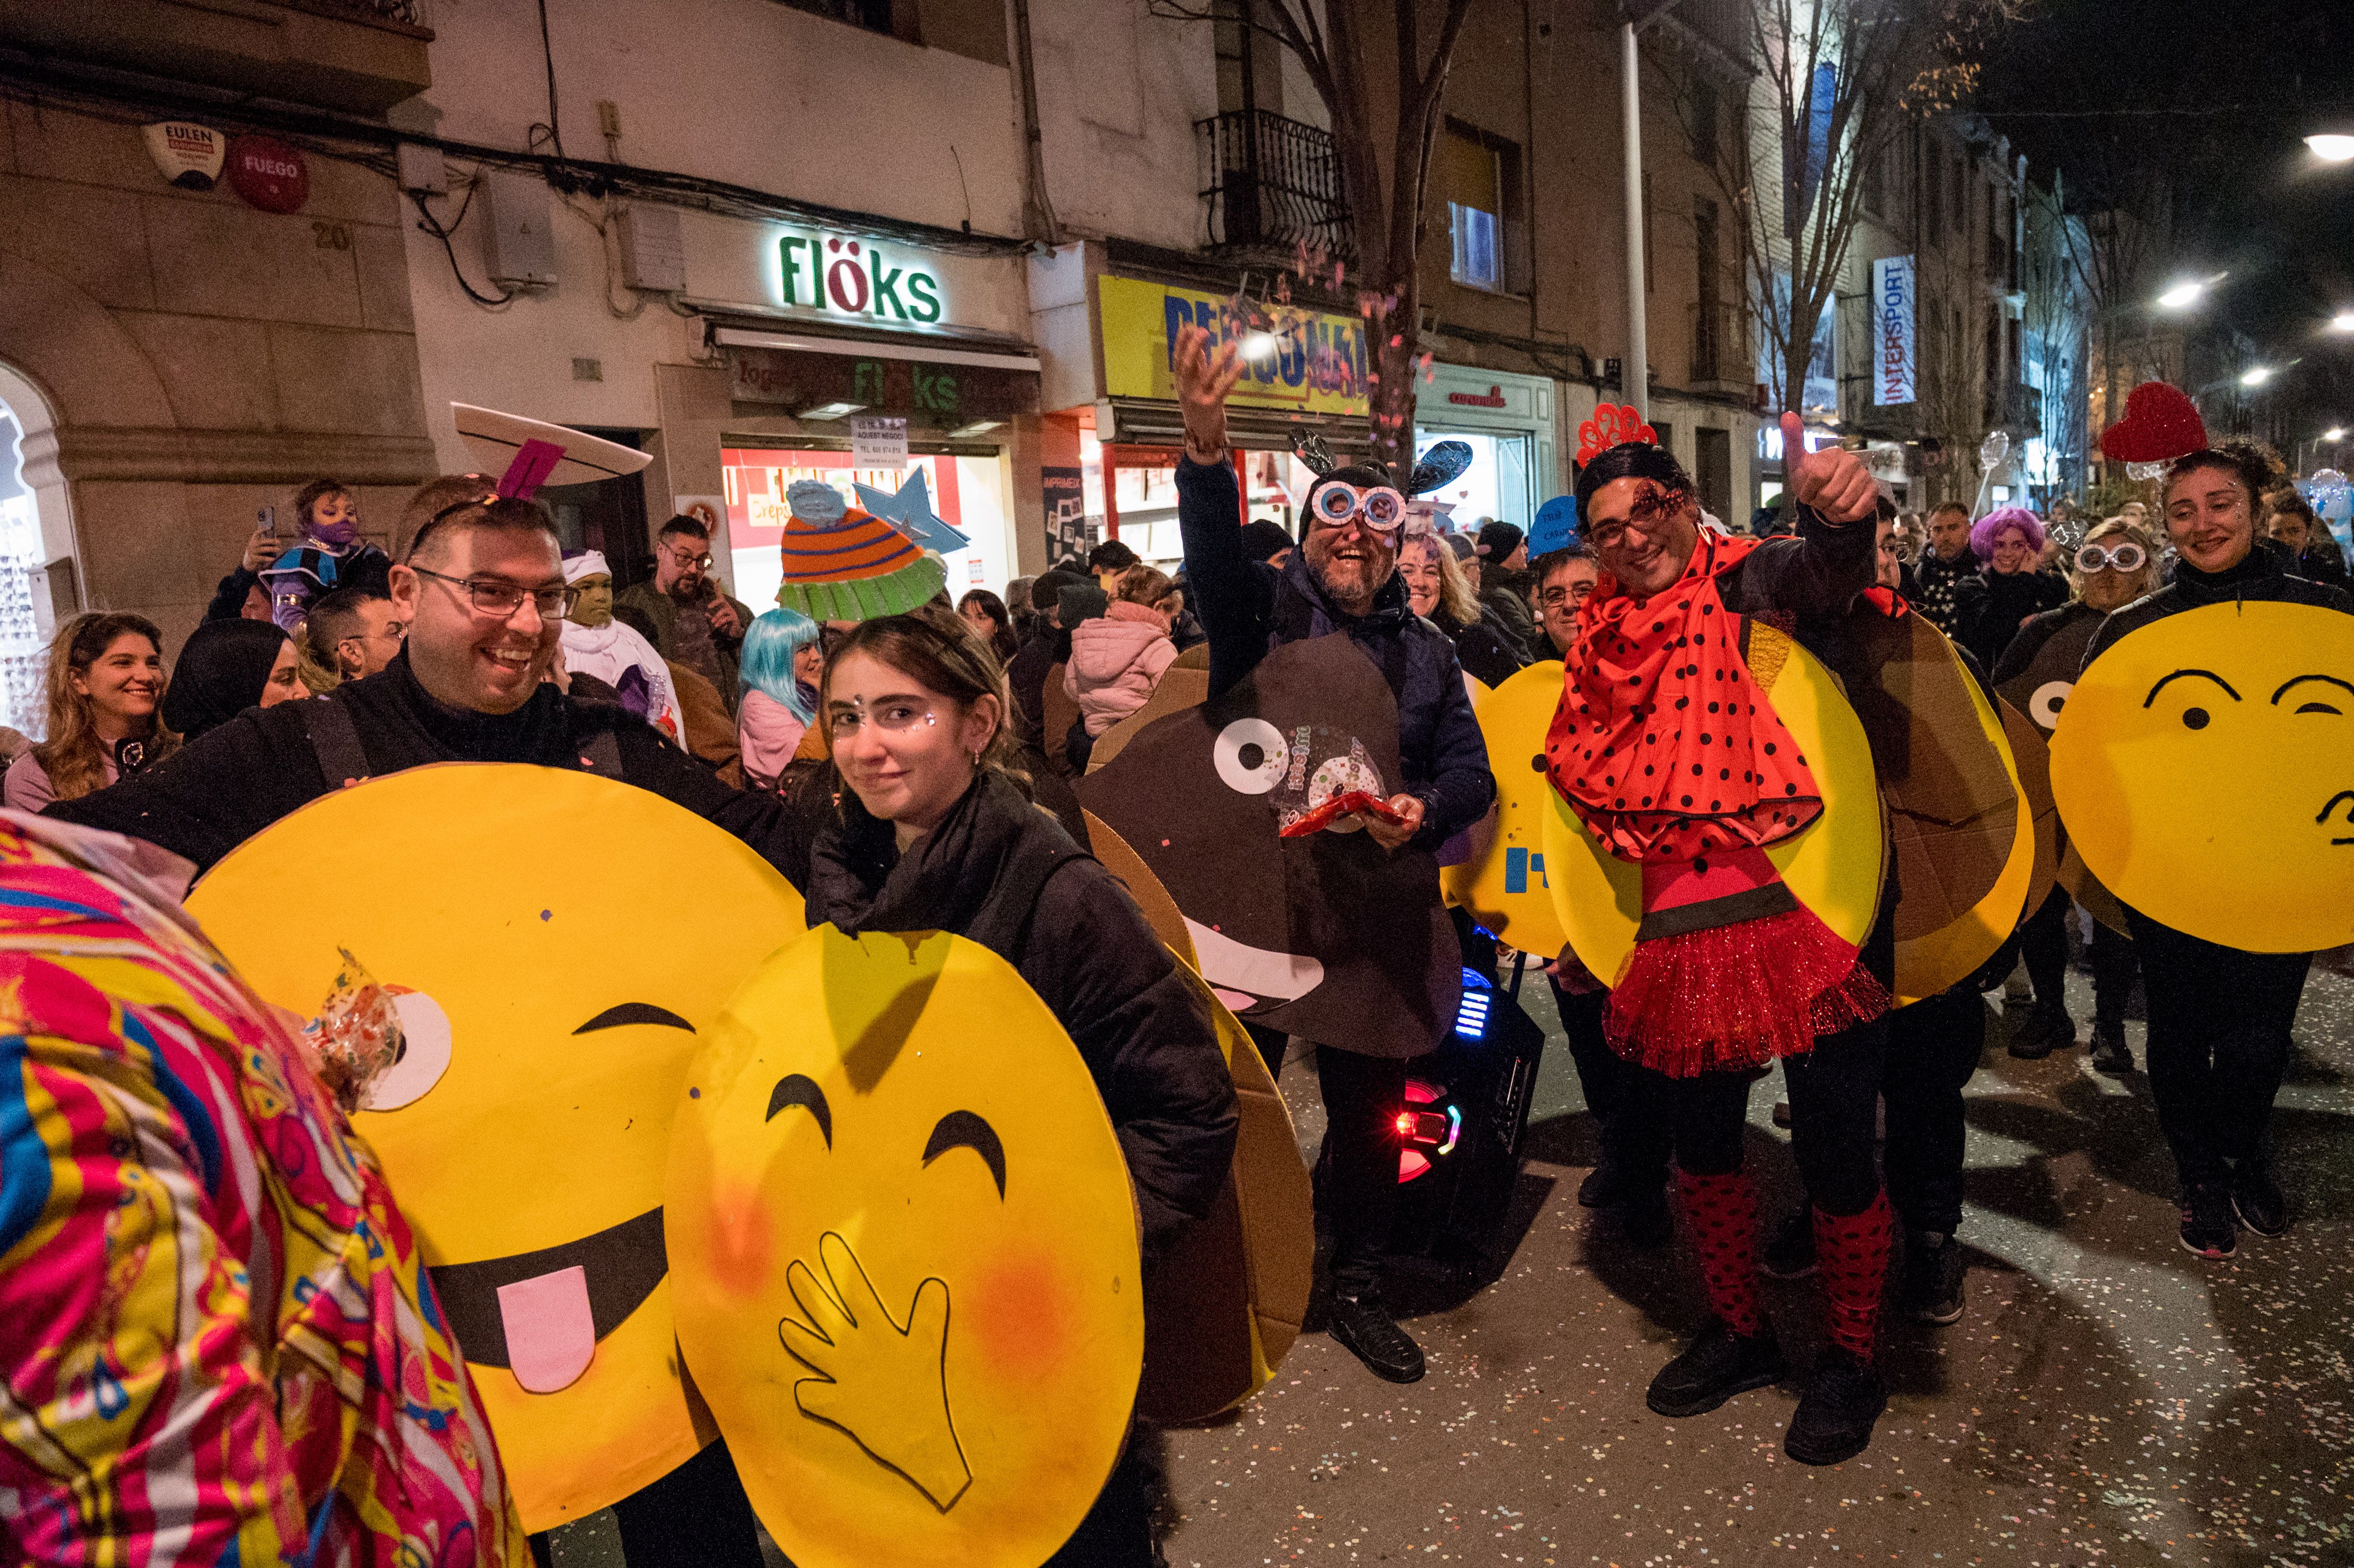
[1385, 964, 1547, 1270]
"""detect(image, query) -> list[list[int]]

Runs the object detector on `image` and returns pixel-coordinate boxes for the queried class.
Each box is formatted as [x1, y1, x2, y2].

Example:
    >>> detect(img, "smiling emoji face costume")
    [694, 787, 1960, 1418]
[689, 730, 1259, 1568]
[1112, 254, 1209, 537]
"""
[186, 763, 806, 1530]
[666, 925, 1142, 1568]
[2050, 600, 2354, 952]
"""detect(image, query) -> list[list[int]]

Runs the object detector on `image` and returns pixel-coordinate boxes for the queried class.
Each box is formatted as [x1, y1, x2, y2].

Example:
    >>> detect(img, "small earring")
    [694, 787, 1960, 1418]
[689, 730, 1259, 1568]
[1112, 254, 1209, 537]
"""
[972, 750, 983, 768]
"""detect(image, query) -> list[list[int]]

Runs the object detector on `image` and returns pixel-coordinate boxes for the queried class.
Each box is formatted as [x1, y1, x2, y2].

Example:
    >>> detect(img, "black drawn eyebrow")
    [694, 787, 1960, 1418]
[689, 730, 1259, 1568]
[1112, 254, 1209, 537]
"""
[765, 1074, 832, 1147]
[2271, 674, 2354, 710]
[922, 1110, 1006, 1199]
[2142, 669, 2241, 708]
[574, 1002, 695, 1034]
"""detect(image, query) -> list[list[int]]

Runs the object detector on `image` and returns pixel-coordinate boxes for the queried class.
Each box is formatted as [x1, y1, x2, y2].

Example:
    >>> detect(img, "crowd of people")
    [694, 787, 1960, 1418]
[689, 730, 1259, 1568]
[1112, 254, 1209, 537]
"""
[0, 358, 2344, 1563]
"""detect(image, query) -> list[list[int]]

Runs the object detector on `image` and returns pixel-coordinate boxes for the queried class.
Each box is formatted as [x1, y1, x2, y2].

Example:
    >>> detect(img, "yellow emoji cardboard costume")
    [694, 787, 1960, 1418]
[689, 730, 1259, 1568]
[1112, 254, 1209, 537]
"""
[1443, 661, 1574, 959]
[2050, 600, 2354, 952]
[187, 764, 806, 1530]
[1540, 623, 1885, 985]
[2000, 699, 2061, 922]
[668, 925, 1143, 1568]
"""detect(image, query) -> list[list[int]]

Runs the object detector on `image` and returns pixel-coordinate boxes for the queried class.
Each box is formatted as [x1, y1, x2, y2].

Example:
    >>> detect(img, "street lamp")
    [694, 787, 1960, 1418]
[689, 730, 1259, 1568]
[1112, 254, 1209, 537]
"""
[2309, 133, 2354, 162]
[2156, 280, 2209, 309]
[2325, 426, 2349, 442]
[2241, 367, 2273, 387]
[2331, 311, 2354, 334]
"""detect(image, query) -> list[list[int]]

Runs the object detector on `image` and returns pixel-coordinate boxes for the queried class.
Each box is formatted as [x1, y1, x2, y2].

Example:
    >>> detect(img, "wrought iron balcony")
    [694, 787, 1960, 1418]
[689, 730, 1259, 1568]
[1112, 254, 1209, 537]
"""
[1196, 109, 1352, 259]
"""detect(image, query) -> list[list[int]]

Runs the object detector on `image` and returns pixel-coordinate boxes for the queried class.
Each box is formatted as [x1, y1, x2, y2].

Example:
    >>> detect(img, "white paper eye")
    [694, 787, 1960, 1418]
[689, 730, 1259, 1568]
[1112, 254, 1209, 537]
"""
[361, 991, 453, 1113]
[2029, 679, 2071, 731]
[1214, 717, 1290, 795]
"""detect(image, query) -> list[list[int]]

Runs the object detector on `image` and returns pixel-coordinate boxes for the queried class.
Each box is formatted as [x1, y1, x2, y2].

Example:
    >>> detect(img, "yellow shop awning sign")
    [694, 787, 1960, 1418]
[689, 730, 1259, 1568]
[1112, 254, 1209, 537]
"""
[1098, 275, 1369, 417]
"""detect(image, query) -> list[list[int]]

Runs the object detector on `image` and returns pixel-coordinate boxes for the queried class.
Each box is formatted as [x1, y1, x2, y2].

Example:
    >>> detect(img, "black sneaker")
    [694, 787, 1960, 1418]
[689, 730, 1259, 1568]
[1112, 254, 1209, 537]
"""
[1645, 1317, 1787, 1417]
[1758, 1208, 1817, 1279]
[2088, 1022, 2133, 1077]
[1784, 1346, 1887, 1465]
[2177, 1182, 2238, 1259]
[1577, 1166, 1611, 1207]
[1328, 1293, 1426, 1383]
[1900, 1231, 1966, 1325]
[2228, 1160, 2288, 1238]
[2006, 1004, 2069, 1059]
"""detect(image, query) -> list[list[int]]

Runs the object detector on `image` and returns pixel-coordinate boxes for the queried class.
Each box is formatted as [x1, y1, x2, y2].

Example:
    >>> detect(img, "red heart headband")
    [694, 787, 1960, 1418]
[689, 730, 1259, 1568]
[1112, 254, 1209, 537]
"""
[1577, 403, 1658, 466]
[2099, 382, 2208, 465]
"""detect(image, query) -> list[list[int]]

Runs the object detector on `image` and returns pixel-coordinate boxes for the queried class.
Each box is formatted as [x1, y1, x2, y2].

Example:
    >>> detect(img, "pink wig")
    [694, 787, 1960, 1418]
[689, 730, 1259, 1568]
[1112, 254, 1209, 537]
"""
[1970, 505, 2047, 561]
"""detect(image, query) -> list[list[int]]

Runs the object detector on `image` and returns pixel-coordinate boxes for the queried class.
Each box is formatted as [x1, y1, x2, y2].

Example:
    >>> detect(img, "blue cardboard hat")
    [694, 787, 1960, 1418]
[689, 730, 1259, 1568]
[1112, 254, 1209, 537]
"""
[1528, 494, 1580, 557]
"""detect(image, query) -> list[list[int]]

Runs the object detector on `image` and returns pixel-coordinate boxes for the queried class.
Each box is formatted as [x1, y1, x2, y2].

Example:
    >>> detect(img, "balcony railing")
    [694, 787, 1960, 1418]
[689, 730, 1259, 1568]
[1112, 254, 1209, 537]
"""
[1196, 109, 1352, 259]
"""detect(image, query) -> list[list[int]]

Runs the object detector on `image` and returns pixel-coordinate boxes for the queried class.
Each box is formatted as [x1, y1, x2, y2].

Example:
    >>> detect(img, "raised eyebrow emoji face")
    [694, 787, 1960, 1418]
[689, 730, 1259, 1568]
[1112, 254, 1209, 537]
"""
[2049, 602, 2354, 953]
[184, 763, 808, 1530]
[667, 925, 1143, 1568]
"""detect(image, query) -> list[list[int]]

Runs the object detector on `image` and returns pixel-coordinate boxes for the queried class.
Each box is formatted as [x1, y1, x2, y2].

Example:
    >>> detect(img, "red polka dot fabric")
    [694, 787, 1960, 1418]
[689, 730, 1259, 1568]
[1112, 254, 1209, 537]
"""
[1545, 532, 1822, 862]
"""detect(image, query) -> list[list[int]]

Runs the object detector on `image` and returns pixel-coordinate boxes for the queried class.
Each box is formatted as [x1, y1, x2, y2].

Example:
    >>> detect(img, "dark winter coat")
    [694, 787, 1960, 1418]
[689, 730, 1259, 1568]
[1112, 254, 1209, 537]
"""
[2084, 545, 2354, 667]
[1908, 547, 1983, 636]
[1959, 569, 2069, 674]
[802, 769, 1239, 1257]
[1431, 604, 1529, 688]
[1476, 568, 1542, 657]
[1174, 454, 1496, 850]
[46, 649, 794, 876]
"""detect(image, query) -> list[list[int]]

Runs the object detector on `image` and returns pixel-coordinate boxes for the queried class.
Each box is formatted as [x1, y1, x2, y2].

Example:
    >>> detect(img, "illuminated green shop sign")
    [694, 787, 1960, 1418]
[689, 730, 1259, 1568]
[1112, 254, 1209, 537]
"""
[777, 232, 944, 324]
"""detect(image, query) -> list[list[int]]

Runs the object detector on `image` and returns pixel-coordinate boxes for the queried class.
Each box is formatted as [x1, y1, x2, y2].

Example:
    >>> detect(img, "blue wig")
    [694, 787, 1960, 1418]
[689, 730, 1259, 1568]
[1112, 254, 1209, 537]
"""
[739, 607, 821, 725]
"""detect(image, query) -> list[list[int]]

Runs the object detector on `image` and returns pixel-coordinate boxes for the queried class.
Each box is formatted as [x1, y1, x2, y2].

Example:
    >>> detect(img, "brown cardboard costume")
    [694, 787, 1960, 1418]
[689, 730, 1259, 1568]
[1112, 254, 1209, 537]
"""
[1078, 634, 1460, 1059]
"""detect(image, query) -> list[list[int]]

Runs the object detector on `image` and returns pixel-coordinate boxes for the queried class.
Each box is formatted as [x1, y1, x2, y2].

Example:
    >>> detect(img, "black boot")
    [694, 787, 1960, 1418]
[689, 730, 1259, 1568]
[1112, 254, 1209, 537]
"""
[1645, 1317, 1786, 1417]
[1329, 1292, 1426, 1383]
[2088, 1021, 2132, 1076]
[1784, 1347, 1887, 1465]
[1899, 1231, 1966, 1325]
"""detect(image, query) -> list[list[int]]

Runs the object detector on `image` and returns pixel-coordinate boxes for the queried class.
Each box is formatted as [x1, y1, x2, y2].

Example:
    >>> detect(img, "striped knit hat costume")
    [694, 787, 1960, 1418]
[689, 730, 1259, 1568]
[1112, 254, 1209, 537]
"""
[774, 478, 946, 621]
[1545, 440, 1883, 1076]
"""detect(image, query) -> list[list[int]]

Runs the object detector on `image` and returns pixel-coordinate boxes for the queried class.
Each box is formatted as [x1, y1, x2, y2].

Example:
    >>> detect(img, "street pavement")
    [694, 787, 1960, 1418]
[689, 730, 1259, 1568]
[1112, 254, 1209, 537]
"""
[1150, 954, 2354, 1567]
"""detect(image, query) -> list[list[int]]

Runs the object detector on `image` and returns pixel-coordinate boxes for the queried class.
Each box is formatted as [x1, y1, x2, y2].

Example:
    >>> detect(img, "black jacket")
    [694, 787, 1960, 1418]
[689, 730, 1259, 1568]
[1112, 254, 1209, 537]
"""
[1959, 569, 2069, 673]
[1005, 625, 1067, 742]
[803, 771, 1238, 1257]
[1476, 568, 1541, 656]
[47, 650, 796, 876]
[2084, 547, 2354, 667]
[1432, 604, 1528, 688]
[1175, 454, 1495, 848]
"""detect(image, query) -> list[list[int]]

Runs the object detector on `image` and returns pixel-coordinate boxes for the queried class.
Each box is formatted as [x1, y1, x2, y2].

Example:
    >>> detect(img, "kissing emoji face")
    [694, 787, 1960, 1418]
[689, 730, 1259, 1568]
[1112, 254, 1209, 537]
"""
[189, 764, 806, 1530]
[666, 925, 1142, 1568]
[2050, 600, 2354, 952]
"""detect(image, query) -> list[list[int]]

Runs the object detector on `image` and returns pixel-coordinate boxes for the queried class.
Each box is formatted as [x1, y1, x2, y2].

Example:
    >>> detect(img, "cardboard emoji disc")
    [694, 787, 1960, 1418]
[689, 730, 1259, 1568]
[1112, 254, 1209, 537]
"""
[188, 764, 806, 1530]
[2001, 699, 2061, 921]
[1442, 660, 1574, 959]
[1541, 623, 1885, 984]
[668, 926, 1143, 1568]
[2050, 600, 2354, 951]
[1997, 604, 2101, 736]
[1078, 634, 1460, 1057]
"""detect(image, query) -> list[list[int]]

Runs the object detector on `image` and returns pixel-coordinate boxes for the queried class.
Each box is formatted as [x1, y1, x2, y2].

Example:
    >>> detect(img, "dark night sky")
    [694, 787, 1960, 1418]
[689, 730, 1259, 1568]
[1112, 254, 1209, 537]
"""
[1976, 0, 2354, 448]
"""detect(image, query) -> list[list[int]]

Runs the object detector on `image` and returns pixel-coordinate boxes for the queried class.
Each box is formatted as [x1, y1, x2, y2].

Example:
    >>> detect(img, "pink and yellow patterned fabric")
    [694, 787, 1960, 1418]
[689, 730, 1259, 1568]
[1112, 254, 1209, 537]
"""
[0, 816, 530, 1566]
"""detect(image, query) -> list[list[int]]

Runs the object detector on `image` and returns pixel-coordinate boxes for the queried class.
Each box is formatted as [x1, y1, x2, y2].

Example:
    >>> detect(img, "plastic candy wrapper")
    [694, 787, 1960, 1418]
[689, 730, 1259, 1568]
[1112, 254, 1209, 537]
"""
[304, 945, 404, 1114]
[1279, 790, 1409, 838]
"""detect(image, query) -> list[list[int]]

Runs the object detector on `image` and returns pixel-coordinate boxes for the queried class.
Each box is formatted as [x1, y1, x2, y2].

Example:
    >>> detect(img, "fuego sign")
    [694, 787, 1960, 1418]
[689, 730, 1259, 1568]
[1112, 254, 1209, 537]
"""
[1873, 255, 1916, 407]
[777, 232, 945, 324]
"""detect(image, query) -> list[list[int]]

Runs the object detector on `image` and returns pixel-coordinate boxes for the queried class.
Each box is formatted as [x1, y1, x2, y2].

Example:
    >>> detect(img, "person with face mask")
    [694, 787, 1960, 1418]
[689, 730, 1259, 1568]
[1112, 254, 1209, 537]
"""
[1170, 323, 1496, 1387]
[2080, 442, 2352, 1259]
[557, 550, 685, 747]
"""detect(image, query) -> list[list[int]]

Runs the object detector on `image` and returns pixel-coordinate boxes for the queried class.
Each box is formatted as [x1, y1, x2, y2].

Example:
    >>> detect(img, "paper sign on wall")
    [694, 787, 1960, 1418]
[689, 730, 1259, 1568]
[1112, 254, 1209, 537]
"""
[851, 417, 908, 469]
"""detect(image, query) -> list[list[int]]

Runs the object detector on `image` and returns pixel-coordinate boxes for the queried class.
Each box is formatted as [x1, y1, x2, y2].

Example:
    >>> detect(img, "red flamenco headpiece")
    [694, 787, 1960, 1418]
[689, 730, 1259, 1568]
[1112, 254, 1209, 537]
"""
[1547, 529, 1884, 1076]
[1577, 404, 1658, 466]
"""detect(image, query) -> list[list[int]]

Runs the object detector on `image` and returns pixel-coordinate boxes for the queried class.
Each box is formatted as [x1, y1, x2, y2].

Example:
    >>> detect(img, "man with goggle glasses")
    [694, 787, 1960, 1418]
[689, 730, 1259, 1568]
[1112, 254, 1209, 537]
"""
[1166, 321, 1499, 1390]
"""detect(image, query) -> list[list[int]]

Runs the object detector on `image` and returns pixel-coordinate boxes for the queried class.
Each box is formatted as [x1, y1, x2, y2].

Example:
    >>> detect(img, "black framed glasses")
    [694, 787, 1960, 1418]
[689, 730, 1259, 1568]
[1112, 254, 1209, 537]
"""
[411, 566, 579, 621]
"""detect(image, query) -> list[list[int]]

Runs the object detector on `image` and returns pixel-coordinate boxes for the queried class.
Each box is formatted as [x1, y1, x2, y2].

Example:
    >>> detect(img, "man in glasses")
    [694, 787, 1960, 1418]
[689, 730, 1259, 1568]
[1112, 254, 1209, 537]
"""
[1169, 323, 1495, 1389]
[49, 477, 797, 885]
[616, 515, 752, 710]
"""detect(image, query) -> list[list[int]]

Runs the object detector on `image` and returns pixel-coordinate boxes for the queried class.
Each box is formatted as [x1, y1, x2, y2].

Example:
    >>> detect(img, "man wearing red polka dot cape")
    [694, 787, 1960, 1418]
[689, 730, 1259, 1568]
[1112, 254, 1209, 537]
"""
[1550, 413, 1896, 1466]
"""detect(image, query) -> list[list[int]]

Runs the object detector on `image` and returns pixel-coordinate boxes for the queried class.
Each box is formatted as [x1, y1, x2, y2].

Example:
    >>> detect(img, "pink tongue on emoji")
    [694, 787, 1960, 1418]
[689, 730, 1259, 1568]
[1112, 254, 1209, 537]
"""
[498, 1265, 595, 1393]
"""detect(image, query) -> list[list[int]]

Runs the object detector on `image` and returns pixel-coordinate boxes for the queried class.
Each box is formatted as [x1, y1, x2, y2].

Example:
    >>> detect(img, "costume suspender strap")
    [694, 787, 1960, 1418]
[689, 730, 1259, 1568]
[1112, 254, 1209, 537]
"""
[303, 690, 627, 786]
[303, 691, 373, 789]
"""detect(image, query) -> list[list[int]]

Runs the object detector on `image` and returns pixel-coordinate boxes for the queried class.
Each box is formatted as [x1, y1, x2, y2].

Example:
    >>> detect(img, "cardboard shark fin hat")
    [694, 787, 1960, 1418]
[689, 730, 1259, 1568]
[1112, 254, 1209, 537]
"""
[452, 402, 655, 499]
[1077, 634, 1461, 1060]
[774, 478, 948, 620]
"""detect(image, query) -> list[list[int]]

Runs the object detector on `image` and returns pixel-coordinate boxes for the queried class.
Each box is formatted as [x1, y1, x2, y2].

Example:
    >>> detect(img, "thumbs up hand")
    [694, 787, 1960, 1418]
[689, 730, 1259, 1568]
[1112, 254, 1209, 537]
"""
[1782, 412, 1879, 525]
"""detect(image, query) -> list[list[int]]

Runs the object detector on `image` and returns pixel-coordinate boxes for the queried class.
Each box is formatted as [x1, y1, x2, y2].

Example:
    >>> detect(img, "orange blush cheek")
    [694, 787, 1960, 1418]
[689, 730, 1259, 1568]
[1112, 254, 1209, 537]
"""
[705, 1186, 774, 1298]
[963, 1247, 1077, 1382]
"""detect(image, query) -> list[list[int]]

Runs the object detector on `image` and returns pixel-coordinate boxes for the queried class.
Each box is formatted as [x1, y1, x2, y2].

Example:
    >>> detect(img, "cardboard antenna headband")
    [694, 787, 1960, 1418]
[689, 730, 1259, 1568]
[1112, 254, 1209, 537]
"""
[452, 402, 655, 502]
[1290, 431, 1474, 498]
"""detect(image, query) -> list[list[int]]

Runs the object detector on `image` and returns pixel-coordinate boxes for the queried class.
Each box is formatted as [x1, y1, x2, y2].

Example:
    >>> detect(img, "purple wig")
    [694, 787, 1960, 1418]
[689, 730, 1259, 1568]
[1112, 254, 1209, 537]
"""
[1970, 505, 2047, 561]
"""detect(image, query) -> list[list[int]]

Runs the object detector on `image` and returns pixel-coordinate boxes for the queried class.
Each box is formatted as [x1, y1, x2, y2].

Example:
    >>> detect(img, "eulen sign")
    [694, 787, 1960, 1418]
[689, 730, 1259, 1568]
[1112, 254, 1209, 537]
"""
[777, 232, 945, 324]
[1872, 255, 1916, 407]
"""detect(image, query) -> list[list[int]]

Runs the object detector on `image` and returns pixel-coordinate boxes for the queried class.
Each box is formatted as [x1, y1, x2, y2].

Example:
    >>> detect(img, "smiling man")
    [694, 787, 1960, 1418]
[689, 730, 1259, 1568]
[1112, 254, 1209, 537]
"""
[48, 477, 795, 881]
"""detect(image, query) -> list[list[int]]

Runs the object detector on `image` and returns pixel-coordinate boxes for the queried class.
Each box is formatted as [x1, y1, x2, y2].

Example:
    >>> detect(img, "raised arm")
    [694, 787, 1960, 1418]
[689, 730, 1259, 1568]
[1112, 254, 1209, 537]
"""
[1169, 323, 1275, 698]
[1724, 413, 1881, 618]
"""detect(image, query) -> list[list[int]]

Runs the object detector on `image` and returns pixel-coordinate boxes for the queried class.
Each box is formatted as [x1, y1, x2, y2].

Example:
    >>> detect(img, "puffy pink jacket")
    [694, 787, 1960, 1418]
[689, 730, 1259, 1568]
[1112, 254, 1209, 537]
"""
[1065, 601, 1179, 736]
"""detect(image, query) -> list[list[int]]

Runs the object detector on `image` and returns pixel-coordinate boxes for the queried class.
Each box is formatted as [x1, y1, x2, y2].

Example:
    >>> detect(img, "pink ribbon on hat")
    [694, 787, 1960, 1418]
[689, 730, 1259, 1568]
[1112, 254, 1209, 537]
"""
[498, 438, 566, 501]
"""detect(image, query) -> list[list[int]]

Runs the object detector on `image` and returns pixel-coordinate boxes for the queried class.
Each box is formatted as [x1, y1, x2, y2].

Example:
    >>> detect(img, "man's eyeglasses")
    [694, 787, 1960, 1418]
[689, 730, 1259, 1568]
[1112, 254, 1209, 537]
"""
[411, 566, 580, 621]
[1584, 484, 1687, 551]
[827, 697, 939, 738]
[664, 545, 715, 570]
[1537, 583, 1592, 609]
